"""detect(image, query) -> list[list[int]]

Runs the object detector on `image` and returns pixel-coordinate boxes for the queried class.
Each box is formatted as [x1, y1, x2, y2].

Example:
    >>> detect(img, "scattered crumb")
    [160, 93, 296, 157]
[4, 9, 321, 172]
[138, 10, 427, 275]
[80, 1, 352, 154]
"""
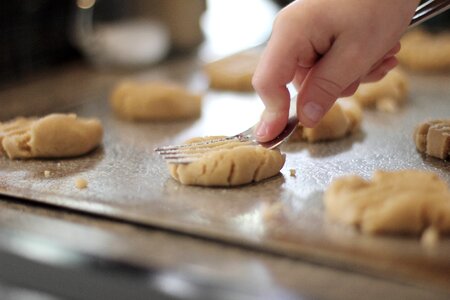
[44, 170, 51, 178]
[75, 178, 88, 189]
[57, 162, 62, 168]
[421, 227, 440, 248]
[289, 169, 296, 177]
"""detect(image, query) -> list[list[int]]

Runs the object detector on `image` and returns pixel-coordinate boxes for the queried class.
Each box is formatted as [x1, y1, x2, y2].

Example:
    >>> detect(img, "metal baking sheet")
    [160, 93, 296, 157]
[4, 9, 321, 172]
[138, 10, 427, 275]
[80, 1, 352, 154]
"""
[1, 59, 450, 289]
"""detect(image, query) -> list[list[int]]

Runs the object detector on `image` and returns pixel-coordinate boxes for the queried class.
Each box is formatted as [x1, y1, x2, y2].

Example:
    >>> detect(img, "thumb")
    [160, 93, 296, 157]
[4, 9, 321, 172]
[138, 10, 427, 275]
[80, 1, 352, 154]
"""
[297, 43, 371, 127]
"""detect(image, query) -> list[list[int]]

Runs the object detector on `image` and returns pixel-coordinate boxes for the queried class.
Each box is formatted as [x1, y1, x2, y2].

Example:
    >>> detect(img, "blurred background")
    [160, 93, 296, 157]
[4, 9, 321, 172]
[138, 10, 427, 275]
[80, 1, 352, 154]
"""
[0, 0, 448, 85]
[0, 0, 284, 85]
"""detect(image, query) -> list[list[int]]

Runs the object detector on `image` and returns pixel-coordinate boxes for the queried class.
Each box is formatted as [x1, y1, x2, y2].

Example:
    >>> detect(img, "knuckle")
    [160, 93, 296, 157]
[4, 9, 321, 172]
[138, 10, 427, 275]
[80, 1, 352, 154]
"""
[273, 7, 292, 28]
[252, 74, 272, 94]
[251, 74, 265, 90]
[273, 4, 307, 30]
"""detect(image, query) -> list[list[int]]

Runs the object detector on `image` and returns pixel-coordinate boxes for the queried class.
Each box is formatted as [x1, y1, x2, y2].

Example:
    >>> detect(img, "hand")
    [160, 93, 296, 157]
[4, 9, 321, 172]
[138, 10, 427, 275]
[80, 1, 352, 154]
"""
[253, 0, 419, 142]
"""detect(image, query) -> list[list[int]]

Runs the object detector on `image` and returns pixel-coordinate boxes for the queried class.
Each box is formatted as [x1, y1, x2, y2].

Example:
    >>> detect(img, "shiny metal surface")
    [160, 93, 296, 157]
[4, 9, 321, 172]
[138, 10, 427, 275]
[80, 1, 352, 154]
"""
[410, 0, 450, 28]
[0, 226, 297, 300]
[0, 61, 449, 289]
[2, 200, 447, 300]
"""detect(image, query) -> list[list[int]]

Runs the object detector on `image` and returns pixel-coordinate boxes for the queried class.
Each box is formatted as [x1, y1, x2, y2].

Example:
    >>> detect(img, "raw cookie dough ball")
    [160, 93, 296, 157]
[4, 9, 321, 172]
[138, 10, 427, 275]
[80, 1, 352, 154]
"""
[168, 136, 285, 187]
[414, 119, 450, 160]
[351, 68, 408, 113]
[204, 51, 260, 91]
[110, 81, 202, 121]
[0, 114, 103, 159]
[398, 29, 450, 72]
[290, 99, 362, 143]
[324, 170, 450, 235]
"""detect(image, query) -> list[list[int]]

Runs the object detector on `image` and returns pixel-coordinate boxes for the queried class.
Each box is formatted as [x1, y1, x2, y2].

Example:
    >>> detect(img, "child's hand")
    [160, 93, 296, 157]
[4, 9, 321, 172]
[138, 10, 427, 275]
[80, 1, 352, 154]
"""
[253, 0, 419, 142]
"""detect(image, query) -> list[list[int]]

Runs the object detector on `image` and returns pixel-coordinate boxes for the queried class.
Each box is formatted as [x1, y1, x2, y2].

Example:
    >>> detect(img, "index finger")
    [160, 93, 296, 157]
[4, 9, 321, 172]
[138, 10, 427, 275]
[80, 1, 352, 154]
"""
[252, 12, 318, 141]
[253, 27, 318, 112]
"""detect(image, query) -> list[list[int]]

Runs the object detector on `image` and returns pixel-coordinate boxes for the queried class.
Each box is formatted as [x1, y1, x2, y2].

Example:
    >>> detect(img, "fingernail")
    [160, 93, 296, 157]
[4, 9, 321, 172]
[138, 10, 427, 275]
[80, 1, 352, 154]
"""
[256, 110, 279, 138]
[256, 121, 269, 138]
[302, 102, 324, 123]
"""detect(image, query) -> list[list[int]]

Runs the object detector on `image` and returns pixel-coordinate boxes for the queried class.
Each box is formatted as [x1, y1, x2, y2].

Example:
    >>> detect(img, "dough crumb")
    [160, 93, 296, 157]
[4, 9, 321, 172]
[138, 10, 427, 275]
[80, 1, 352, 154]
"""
[44, 170, 51, 178]
[289, 169, 296, 177]
[421, 227, 440, 248]
[75, 178, 88, 189]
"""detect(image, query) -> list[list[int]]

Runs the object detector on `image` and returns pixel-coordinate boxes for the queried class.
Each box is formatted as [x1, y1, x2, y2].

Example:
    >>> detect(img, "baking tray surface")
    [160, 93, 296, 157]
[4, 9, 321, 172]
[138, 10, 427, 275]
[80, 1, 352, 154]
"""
[1, 64, 449, 288]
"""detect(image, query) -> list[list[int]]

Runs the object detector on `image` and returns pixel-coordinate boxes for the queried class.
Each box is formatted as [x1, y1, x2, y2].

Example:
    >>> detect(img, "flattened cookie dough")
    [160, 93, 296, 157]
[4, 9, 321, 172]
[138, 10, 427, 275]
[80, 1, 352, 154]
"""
[168, 137, 285, 187]
[351, 68, 408, 113]
[324, 170, 450, 235]
[414, 119, 450, 160]
[110, 81, 202, 121]
[0, 114, 103, 159]
[204, 51, 260, 91]
[290, 99, 362, 143]
[398, 29, 450, 72]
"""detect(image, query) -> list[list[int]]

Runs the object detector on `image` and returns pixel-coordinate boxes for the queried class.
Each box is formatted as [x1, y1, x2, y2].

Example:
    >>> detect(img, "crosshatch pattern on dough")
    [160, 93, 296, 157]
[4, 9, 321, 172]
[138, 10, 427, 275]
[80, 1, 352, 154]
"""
[168, 136, 285, 187]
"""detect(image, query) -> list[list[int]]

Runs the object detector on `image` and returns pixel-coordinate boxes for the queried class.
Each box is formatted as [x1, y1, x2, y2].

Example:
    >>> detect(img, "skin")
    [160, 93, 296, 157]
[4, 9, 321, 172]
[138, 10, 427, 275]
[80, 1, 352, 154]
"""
[253, 0, 420, 142]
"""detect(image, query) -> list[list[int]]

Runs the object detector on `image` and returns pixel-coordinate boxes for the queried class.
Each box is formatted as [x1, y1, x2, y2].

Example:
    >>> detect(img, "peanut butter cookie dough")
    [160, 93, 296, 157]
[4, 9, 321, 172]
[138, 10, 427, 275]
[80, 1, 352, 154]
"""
[290, 99, 362, 143]
[204, 51, 260, 91]
[324, 170, 450, 235]
[414, 119, 450, 160]
[398, 29, 450, 72]
[110, 81, 202, 121]
[0, 114, 103, 159]
[351, 68, 408, 113]
[168, 137, 285, 187]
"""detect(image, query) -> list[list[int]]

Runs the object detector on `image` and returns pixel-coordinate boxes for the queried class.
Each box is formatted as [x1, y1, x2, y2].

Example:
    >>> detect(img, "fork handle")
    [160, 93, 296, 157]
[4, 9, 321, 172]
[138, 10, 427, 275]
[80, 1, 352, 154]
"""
[409, 0, 450, 28]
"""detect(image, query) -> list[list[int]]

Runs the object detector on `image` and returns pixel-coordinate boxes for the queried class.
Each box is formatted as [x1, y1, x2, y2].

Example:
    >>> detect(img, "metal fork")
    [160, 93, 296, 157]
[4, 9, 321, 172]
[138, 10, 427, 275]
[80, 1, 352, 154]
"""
[155, 95, 299, 164]
[155, 0, 450, 164]
[410, 0, 450, 28]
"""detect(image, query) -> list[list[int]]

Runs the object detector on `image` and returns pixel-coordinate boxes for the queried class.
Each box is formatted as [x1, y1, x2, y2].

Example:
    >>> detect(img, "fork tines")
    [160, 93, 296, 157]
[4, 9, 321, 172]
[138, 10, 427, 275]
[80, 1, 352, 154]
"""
[155, 135, 255, 164]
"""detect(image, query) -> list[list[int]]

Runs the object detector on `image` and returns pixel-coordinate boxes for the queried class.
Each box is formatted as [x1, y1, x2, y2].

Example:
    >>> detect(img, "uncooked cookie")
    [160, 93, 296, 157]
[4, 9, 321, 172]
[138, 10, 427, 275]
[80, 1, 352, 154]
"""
[414, 119, 450, 160]
[204, 51, 260, 91]
[351, 68, 408, 113]
[398, 29, 450, 72]
[168, 136, 285, 187]
[324, 170, 450, 235]
[0, 114, 103, 159]
[110, 81, 202, 121]
[290, 99, 362, 143]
